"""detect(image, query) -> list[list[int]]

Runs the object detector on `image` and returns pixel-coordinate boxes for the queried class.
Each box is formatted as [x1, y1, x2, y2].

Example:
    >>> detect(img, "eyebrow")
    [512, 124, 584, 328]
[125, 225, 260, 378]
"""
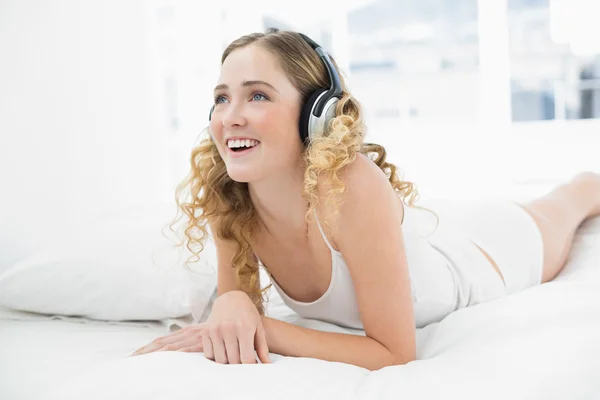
[213, 80, 279, 94]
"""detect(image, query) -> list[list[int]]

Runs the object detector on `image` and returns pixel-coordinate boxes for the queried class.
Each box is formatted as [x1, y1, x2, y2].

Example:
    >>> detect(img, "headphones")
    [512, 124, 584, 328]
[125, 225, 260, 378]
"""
[208, 32, 343, 145]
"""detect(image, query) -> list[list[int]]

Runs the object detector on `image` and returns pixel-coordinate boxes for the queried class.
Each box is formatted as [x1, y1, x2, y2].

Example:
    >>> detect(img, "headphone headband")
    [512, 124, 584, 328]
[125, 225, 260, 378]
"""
[298, 33, 343, 117]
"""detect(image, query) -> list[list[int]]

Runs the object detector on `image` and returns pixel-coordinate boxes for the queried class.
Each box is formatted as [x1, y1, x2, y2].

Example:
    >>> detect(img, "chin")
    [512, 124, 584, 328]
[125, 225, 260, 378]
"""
[225, 166, 258, 183]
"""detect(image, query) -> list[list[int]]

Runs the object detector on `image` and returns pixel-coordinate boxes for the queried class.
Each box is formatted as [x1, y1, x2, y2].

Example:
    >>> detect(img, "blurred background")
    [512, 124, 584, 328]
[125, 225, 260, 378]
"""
[1, 0, 599, 269]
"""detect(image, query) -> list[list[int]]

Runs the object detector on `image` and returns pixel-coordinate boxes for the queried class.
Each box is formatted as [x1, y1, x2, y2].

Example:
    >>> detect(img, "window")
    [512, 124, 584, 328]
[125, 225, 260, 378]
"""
[508, 0, 600, 121]
[346, 0, 481, 123]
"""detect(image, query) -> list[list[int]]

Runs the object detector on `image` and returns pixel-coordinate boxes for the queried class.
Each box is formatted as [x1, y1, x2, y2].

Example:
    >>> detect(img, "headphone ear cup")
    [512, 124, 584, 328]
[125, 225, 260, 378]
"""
[208, 105, 215, 140]
[317, 97, 339, 136]
[299, 89, 327, 145]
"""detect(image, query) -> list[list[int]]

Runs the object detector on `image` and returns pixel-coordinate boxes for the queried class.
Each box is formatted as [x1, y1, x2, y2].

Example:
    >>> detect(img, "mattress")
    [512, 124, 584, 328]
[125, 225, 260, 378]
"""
[1, 216, 600, 400]
[0, 310, 170, 400]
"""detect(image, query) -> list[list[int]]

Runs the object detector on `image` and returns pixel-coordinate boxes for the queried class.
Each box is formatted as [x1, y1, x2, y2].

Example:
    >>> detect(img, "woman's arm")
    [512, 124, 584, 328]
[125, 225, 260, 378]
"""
[263, 154, 416, 370]
[261, 316, 401, 371]
[208, 217, 250, 296]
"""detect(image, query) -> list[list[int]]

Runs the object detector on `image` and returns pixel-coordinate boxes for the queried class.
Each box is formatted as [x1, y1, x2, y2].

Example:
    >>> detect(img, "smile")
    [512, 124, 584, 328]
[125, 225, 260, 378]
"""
[227, 138, 260, 151]
[226, 138, 260, 157]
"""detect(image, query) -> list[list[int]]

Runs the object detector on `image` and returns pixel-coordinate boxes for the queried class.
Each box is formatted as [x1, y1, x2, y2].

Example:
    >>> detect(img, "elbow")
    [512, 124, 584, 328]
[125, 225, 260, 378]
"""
[386, 345, 416, 369]
[389, 344, 417, 368]
[393, 350, 417, 367]
[369, 353, 415, 372]
[392, 345, 417, 365]
[389, 355, 415, 369]
[367, 337, 416, 371]
[393, 354, 416, 367]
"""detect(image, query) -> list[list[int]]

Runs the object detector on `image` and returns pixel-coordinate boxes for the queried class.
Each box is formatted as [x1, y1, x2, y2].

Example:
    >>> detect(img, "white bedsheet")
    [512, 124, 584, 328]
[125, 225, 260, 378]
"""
[1, 217, 599, 400]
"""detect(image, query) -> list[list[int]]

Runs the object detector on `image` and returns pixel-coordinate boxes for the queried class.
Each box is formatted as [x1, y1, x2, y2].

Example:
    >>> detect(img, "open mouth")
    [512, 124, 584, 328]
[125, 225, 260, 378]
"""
[227, 139, 260, 154]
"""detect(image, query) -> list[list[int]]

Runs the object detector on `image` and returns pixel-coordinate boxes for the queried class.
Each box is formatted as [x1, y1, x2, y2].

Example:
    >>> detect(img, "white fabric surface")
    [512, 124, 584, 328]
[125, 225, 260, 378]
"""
[1, 217, 599, 400]
[0, 202, 218, 322]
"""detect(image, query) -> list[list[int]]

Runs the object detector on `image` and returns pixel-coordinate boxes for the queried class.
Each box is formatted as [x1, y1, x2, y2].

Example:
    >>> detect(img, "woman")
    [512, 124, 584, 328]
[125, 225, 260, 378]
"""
[131, 29, 600, 371]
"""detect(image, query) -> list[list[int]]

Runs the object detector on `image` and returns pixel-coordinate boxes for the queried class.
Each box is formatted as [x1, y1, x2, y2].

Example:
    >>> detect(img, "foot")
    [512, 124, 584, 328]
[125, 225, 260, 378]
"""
[570, 171, 600, 218]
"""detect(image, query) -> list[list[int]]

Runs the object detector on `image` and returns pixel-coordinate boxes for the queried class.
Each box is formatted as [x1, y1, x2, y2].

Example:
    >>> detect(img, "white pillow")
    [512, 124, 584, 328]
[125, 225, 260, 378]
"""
[0, 202, 218, 322]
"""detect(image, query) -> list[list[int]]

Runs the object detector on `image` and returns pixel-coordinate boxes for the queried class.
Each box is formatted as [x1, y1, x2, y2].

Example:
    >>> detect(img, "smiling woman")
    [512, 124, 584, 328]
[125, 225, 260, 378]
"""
[128, 28, 600, 371]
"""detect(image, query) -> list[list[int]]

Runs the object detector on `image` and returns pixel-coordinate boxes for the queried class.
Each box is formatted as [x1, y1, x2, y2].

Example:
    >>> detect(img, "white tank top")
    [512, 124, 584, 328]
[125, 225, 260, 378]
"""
[258, 205, 500, 329]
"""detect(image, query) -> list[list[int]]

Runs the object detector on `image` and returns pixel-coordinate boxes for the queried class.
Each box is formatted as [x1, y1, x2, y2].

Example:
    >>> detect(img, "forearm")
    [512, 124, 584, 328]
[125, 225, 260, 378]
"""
[261, 316, 409, 371]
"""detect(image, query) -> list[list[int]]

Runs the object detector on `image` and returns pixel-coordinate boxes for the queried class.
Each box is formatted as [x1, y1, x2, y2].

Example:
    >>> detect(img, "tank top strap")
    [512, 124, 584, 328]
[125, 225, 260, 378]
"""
[313, 209, 340, 254]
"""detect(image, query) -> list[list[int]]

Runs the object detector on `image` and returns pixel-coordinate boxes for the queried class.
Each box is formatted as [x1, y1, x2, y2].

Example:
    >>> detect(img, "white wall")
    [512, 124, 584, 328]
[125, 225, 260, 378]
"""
[0, 1, 173, 270]
[365, 118, 600, 204]
[166, 1, 229, 188]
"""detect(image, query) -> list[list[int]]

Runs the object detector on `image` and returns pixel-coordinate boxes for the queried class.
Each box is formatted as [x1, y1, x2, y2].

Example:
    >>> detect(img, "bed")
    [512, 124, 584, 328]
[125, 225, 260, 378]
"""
[1, 215, 599, 400]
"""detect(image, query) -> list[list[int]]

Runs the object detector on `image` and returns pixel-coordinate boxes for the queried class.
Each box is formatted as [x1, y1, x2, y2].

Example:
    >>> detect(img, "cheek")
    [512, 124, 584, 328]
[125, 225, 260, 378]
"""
[209, 120, 225, 150]
[257, 112, 300, 146]
[209, 119, 221, 140]
[208, 120, 228, 158]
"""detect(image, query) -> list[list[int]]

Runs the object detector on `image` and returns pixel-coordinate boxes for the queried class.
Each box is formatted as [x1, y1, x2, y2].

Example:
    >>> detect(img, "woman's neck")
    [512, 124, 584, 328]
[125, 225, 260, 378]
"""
[248, 164, 308, 235]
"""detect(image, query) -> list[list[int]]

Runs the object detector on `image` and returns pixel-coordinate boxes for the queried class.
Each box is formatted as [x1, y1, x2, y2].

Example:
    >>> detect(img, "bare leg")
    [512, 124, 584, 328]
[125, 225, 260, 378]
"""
[517, 172, 600, 283]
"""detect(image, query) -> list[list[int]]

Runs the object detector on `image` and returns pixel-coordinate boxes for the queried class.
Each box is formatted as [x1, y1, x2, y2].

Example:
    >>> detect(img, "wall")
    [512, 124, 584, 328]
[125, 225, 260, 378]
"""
[365, 118, 600, 203]
[0, 1, 172, 270]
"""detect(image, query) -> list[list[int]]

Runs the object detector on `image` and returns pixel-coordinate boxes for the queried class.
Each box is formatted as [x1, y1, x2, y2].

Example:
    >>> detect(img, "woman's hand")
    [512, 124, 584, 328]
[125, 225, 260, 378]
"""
[128, 290, 271, 365]
[129, 323, 206, 357]
[202, 290, 272, 364]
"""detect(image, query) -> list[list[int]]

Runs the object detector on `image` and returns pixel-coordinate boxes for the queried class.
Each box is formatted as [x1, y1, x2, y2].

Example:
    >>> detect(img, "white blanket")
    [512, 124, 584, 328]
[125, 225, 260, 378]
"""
[1, 217, 599, 400]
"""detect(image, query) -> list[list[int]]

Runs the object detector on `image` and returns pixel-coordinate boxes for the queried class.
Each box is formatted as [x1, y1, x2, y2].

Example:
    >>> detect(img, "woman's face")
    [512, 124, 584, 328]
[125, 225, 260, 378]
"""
[210, 44, 304, 183]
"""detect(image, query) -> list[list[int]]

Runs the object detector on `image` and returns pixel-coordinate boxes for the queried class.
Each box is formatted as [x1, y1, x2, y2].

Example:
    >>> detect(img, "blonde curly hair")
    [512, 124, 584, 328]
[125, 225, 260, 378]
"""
[168, 29, 429, 316]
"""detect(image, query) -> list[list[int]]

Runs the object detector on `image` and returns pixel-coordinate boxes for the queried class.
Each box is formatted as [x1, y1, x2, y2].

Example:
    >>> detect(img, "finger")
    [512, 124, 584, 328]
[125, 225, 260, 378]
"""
[176, 344, 204, 353]
[161, 327, 191, 340]
[129, 347, 143, 357]
[209, 329, 228, 364]
[130, 326, 199, 356]
[129, 339, 165, 357]
[153, 332, 204, 353]
[202, 332, 214, 360]
[162, 324, 205, 341]
[254, 323, 272, 364]
[222, 330, 241, 364]
[130, 343, 154, 357]
[238, 329, 257, 364]
[155, 342, 189, 353]
[161, 336, 203, 353]
[153, 333, 187, 348]
[154, 323, 204, 342]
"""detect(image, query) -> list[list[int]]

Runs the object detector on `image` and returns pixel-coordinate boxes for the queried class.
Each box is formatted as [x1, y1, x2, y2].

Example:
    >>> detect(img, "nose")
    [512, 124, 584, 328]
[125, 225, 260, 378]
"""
[221, 102, 247, 129]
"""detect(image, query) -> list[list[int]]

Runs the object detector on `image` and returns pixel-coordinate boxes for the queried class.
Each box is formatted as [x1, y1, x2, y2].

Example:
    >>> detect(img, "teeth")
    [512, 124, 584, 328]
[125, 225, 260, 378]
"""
[227, 139, 259, 148]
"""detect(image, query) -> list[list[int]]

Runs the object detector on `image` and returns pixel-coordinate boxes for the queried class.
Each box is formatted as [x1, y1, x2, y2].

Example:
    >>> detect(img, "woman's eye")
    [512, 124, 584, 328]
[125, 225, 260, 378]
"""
[252, 93, 267, 101]
[214, 96, 227, 104]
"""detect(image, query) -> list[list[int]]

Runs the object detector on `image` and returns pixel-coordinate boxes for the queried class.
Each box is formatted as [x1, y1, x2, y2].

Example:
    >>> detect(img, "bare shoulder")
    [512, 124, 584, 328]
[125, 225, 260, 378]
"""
[320, 152, 404, 246]
[316, 152, 397, 200]
[343, 153, 396, 194]
[348, 152, 402, 210]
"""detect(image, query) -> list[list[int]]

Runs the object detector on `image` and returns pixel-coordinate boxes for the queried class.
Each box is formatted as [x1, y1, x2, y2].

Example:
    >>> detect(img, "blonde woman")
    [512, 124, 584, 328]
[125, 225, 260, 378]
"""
[131, 29, 600, 371]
